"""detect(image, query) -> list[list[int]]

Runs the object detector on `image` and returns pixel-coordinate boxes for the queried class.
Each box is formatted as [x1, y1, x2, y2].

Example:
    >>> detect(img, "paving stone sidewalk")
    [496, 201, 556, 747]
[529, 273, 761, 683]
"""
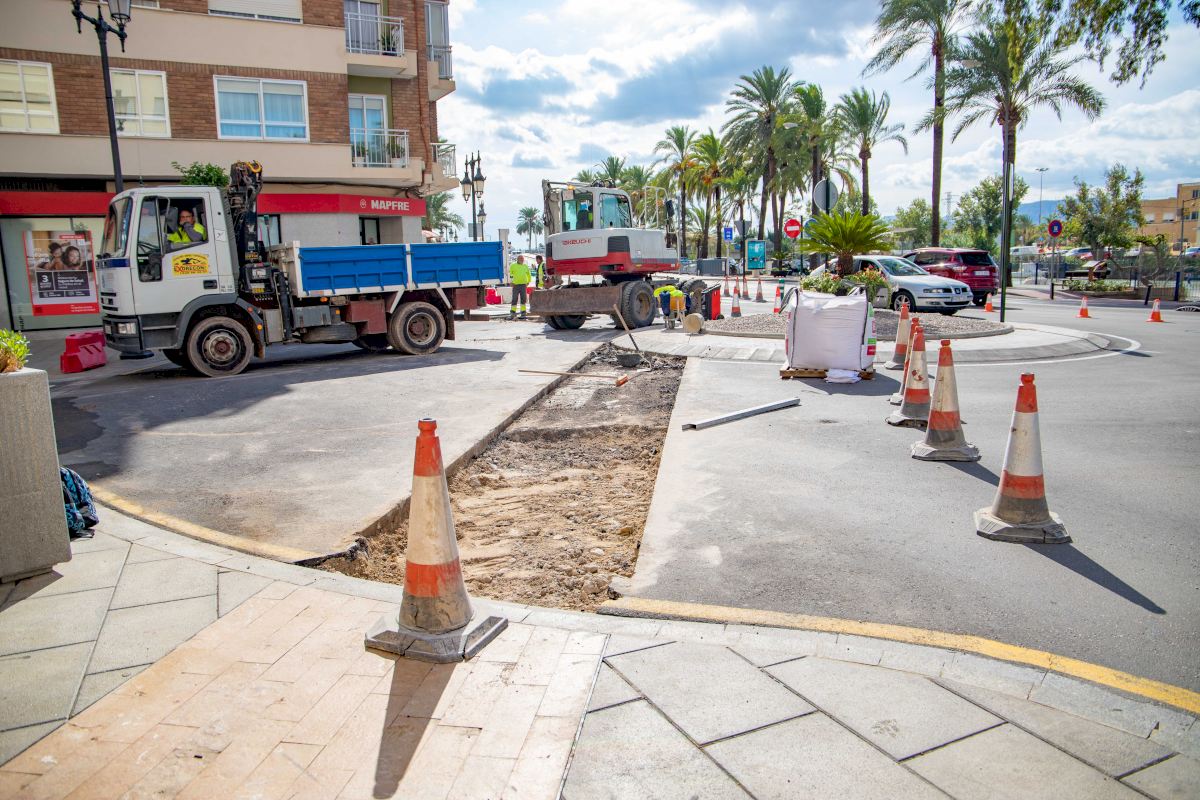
[2, 509, 1198, 799]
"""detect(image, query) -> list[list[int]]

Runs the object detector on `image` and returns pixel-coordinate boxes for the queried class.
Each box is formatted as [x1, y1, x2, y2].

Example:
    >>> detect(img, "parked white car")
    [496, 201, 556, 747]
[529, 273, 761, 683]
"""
[812, 255, 972, 314]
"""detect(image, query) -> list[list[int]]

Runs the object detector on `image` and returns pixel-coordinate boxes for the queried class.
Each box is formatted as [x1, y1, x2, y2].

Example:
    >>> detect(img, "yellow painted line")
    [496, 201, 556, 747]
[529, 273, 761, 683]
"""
[91, 486, 322, 565]
[602, 596, 1200, 715]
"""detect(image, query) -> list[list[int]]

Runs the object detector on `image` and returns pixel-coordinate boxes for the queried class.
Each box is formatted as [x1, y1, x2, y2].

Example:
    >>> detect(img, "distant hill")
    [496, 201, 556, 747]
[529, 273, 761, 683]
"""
[1015, 199, 1063, 223]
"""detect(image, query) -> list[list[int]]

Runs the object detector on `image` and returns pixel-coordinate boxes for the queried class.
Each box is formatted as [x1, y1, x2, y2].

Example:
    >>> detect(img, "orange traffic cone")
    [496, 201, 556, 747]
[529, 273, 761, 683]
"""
[730, 288, 742, 318]
[1148, 298, 1163, 322]
[365, 419, 507, 661]
[975, 375, 1069, 544]
[984, 294, 995, 313]
[890, 318, 919, 405]
[886, 304, 911, 370]
[772, 284, 782, 315]
[755, 276, 765, 303]
[887, 325, 930, 428]
[742, 273, 750, 299]
[723, 275, 731, 298]
[912, 340, 979, 462]
[1077, 295, 1090, 318]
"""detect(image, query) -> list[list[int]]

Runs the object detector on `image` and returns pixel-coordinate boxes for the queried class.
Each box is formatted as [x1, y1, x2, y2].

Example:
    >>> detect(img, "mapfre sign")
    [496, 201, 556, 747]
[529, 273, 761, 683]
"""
[258, 193, 428, 217]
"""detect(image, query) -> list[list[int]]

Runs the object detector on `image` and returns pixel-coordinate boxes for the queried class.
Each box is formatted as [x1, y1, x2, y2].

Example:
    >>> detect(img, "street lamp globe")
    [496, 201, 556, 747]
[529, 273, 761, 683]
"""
[108, 0, 133, 23]
[460, 168, 473, 201]
[472, 163, 486, 198]
[477, 204, 487, 228]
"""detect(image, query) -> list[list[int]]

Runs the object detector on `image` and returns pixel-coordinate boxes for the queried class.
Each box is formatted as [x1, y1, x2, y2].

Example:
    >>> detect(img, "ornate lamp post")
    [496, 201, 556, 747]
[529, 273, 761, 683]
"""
[71, 0, 133, 193]
[461, 152, 485, 240]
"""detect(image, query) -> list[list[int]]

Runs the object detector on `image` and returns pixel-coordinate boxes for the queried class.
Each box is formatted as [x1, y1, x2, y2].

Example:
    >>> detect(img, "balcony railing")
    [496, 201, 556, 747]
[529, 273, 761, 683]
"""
[433, 142, 456, 175]
[428, 44, 452, 79]
[351, 128, 409, 168]
[345, 11, 405, 56]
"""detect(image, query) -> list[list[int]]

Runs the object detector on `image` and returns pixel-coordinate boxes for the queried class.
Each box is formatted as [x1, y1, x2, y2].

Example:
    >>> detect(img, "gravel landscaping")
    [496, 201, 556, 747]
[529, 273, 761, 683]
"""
[706, 309, 1011, 341]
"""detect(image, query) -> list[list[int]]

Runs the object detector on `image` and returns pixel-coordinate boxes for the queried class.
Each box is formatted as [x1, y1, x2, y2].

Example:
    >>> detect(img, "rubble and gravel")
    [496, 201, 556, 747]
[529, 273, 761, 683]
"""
[326, 345, 683, 612]
[706, 309, 1010, 341]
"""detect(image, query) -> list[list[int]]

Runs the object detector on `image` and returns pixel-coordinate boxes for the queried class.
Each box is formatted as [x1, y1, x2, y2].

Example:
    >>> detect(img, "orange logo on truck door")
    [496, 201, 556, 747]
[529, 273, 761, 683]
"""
[171, 253, 210, 275]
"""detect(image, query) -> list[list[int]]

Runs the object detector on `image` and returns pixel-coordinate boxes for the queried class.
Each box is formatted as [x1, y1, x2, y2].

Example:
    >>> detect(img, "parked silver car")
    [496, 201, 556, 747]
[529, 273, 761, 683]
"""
[812, 256, 972, 314]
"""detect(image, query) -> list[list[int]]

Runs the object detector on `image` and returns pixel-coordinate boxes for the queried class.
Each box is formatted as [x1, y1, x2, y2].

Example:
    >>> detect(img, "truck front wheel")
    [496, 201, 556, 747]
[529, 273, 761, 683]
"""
[186, 316, 253, 377]
[388, 301, 446, 355]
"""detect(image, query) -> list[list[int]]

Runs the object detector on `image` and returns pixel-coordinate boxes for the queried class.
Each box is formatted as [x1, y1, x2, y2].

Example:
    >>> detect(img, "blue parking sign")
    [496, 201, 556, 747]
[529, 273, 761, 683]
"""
[723, 227, 733, 241]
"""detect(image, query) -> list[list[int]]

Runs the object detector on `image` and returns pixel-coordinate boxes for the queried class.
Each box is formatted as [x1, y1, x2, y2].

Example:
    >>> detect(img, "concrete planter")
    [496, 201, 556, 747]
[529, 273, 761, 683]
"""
[0, 367, 70, 583]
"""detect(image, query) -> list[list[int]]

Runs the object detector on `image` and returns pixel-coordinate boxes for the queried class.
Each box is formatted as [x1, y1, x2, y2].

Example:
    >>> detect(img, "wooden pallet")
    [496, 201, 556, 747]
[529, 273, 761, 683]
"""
[780, 367, 875, 380]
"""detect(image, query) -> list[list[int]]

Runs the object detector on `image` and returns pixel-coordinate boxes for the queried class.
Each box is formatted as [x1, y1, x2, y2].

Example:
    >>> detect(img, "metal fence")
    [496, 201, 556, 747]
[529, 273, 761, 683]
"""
[345, 11, 404, 56]
[350, 128, 409, 168]
[433, 142, 456, 175]
[428, 45, 453, 79]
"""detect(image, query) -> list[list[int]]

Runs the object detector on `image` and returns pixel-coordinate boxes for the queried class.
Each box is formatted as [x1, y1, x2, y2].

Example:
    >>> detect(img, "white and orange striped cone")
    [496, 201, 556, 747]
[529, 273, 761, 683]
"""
[730, 288, 742, 318]
[742, 273, 750, 299]
[365, 419, 508, 662]
[1148, 298, 1164, 322]
[885, 304, 911, 370]
[912, 340, 979, 462]
[723, 275, 731, 298]
[886, 326, 930, 428]
[984, 293, 995, 313]
[890, 318, 919, 405]
[755, 276, 765, 303]
[772, 284, 782, 314]
[975, 375, 1069, 544]
[1077, 295, 1090, 318]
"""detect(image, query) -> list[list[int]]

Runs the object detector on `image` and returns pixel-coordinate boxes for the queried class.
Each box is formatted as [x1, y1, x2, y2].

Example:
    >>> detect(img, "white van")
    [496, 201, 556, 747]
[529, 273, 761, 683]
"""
[1010, 245, 1040, 260]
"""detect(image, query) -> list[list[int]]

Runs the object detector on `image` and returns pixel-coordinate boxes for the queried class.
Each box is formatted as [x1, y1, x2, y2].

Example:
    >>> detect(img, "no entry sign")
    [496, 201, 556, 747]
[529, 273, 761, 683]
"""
[784, 218, 802, 239]
[1047, 219, 1063, 238]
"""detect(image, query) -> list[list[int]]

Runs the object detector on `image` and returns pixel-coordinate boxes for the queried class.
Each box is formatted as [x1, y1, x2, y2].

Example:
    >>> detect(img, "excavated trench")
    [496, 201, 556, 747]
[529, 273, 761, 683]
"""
[325, 344, 684, 612]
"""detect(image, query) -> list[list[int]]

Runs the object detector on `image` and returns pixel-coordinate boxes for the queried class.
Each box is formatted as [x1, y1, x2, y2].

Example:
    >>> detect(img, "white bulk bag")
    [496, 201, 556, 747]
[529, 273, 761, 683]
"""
[783, 292, 868, 371]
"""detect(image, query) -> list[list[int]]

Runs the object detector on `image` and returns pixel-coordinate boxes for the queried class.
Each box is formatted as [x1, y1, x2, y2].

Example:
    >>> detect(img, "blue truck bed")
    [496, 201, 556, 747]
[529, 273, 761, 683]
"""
[289, 241, 504, 297]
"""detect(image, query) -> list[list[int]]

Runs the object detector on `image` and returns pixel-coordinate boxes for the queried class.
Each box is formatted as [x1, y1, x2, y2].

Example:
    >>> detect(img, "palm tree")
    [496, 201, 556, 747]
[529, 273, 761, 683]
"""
[422, 192, 464, 238]
[654, 125, 698, 259]
[620, 164, 655, 224]
[720, 165, 758, 256]
[928, 9, 1104, 277]
[573, 168, 598, 183]
[595, 156, 627, 185]
[834, 88, 908, 215]
[796, 211, 893, 275]
[722, 66, 797, 245]
[692, 130, 727, 259]
[865, 0, 973, 246]
[516, 206, 543, 249]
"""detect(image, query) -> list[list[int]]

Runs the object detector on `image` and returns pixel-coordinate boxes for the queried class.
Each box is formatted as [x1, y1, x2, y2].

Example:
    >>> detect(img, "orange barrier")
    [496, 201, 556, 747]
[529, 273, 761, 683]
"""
[975, 375, 1070, 544]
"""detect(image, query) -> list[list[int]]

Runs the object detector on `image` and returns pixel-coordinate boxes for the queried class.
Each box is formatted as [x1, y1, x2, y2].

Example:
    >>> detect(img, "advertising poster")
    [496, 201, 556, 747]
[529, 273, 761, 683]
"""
[22, 230, 100, 316]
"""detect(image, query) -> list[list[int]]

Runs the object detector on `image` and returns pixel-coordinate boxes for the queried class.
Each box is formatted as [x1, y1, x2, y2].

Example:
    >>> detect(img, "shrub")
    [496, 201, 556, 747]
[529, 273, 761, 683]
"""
[1062, 279, 1125, 292]
[171, 161, 229, 188]
[0, 329, 31, 373]
[800, 273, 843, 294]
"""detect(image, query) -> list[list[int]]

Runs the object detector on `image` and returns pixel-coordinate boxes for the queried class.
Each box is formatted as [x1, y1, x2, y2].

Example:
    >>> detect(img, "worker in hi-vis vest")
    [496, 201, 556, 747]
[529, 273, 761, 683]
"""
[509, 255, 532, 319]
[167, 208, 207, 246]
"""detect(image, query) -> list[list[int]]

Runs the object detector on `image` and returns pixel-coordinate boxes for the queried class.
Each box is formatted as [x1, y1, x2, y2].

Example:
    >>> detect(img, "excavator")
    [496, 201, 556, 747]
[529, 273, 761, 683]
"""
[530, 180, 708, 329]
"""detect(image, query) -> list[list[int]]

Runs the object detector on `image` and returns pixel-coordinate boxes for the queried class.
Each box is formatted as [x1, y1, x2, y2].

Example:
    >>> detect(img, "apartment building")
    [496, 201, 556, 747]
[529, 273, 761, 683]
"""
[1138, 182, 1200, 255]
[0, 0, 458, 331]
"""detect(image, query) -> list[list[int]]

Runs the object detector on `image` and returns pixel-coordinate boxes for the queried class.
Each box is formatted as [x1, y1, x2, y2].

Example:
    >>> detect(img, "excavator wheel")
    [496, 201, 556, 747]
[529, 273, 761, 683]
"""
[554, 315, 586, 329]
[618, 280, 657, 328]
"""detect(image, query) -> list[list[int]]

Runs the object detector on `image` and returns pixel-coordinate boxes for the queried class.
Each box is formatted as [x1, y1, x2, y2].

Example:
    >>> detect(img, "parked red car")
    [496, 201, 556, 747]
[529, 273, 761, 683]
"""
[902, 248, 1000, 306]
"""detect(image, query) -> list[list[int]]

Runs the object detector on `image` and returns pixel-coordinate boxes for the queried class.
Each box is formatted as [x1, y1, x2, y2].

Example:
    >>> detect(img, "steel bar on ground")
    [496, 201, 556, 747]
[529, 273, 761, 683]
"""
[682, 398, 801, 431]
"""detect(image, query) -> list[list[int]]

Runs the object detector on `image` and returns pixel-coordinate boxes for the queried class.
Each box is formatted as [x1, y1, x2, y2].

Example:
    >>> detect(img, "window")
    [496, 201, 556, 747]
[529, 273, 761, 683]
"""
[561, 194, 593, 231]
[1145, 213, 1155, 223]
[260, 214, 281, 248]
[215, 77, 307, 140]
[208, 0, 301, 22]
[137, 199, 164, 281]
[425, 1, 449, 46]
[0, 60, 58, 133]
[600, 194, 632, 228]
[111, 69, 169, 137]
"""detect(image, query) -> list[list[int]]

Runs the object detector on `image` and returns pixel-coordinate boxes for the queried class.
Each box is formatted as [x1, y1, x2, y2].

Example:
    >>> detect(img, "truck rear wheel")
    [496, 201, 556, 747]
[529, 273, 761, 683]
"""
[185, 316, 253, 377]
[388, 301, 445, 355]
[619, 280, 657, 328]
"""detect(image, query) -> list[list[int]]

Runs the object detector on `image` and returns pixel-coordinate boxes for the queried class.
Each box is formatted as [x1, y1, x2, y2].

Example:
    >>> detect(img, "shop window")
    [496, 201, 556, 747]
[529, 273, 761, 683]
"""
[0, 60, 59, 134]
[215, 77, 307, 140]
[111, 69, 170, 137]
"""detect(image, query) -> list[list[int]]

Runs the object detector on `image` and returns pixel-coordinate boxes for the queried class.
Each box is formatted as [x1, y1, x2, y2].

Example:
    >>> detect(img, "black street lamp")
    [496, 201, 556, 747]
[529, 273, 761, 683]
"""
[461, 152, 485, 241]
[72, 0, 132, 193]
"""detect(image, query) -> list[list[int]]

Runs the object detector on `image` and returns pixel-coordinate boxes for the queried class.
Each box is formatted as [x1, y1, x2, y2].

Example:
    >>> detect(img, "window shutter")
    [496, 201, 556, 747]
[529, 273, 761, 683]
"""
[208, 0, 302, 21]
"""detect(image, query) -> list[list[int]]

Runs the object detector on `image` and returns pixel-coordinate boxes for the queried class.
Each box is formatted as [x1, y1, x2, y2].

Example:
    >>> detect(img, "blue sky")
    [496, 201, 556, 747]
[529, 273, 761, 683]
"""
[438, 1, 1200, 243]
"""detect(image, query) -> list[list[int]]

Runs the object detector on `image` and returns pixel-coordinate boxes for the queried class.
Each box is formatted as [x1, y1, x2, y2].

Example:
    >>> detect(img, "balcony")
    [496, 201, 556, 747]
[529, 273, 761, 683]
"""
[427, 45, 456, 100]
[427, 142, 459, 193]
[352, 128, 409, 168]
[344, 12, 417, 78]
[433, 143, 456, 175]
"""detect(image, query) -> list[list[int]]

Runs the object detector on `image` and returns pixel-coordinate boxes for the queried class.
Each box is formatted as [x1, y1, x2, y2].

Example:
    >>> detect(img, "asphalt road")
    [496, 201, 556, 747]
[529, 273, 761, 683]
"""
[51, 317, 615, 558]
[631, 297, 1200, 691]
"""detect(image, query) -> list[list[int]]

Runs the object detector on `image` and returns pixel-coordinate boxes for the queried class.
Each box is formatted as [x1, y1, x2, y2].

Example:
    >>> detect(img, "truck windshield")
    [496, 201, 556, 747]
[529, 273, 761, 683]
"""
[101, 197, 131, 257]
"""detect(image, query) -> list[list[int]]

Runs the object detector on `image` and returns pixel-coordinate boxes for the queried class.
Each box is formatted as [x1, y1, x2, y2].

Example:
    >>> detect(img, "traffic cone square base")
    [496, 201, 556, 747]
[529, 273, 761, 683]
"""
[912, 440, 979, 462]
[974, 508, 1070, 544]
[365, 613, 508, 663]
[885, 413, 927, 429]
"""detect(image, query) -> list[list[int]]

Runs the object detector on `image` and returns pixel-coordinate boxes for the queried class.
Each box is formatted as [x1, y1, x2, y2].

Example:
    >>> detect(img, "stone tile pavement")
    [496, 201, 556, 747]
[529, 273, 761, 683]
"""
[2, 507, 1198, 798]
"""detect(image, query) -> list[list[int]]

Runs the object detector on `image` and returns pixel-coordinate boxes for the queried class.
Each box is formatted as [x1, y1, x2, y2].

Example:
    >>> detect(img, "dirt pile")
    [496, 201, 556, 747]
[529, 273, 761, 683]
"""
[327, 345, 684, 612]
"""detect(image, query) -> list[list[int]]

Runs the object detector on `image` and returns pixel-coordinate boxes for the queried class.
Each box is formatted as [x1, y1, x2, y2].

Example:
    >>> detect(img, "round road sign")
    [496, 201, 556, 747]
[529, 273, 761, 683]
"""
[784, 218, 802, 239]
[1048, 219, 1063, 238]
